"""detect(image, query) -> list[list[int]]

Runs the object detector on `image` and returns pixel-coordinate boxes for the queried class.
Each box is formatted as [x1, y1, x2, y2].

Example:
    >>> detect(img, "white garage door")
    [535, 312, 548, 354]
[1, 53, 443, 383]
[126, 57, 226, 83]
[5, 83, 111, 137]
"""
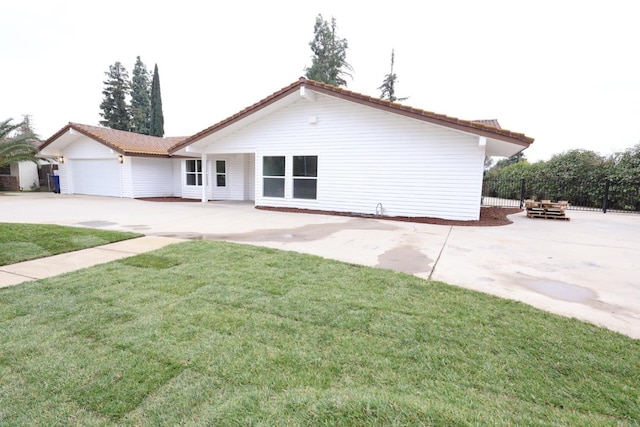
[70, 159, 120, 197]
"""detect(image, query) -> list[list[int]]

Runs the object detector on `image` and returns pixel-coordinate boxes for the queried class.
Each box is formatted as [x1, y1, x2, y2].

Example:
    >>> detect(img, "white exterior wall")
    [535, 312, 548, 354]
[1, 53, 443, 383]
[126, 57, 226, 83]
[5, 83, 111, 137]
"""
[244, 153, 255, 201]
[129, 157, 175, 198]
[57, 163, 69, 193]
[17, 162, 39, 190]
[171, 159, 182, 196]
[204, 94, 485, 220]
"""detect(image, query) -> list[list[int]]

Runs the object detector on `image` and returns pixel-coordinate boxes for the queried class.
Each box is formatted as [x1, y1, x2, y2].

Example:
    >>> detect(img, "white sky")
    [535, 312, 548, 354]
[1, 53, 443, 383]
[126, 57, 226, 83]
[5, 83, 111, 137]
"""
[2, 0, 639, 161]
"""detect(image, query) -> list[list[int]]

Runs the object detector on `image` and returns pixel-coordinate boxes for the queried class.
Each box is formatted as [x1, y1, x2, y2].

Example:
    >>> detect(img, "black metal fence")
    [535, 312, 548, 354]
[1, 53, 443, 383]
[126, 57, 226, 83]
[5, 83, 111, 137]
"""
[482, 178, 640, 213]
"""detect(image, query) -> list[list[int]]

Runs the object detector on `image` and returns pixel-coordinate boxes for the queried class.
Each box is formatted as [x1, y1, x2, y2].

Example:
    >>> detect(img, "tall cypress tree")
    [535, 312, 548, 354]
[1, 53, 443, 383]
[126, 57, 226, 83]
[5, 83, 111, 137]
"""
[99, 61, 131, 131]
[149, 64, 164, 137]
[130, 56, 151, 135]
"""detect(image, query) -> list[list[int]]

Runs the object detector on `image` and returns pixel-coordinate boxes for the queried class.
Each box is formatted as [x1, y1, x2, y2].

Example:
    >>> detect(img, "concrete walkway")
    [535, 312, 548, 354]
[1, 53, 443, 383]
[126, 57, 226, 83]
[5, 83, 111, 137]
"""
[0, 236, 182, 287]
[1, 192, 639, 339]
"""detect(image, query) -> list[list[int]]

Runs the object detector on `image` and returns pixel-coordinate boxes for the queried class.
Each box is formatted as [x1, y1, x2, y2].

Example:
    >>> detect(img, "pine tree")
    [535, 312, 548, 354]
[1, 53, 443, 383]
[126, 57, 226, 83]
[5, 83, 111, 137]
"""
[378, 49, 408, 102]
[99, 61, 131, 131]
[149, 64, 164, 137]
[305, 14, 353, 87]
[130, 56, 151, 135]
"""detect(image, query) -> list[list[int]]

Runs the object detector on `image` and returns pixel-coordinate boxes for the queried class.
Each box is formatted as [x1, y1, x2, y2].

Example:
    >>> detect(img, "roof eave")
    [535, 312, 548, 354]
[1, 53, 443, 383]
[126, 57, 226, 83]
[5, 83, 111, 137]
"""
[303, 82, 534, 147]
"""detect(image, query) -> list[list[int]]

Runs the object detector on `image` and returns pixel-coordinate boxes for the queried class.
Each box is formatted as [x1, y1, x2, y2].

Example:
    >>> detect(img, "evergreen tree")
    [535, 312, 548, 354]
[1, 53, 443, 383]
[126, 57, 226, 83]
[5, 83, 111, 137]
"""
[130, 56, 151, 135]
[149, 64, 164, 137]
[378, 49, 408, 102]
[305, 14, 353, 87]
[99, 62, 131, 131]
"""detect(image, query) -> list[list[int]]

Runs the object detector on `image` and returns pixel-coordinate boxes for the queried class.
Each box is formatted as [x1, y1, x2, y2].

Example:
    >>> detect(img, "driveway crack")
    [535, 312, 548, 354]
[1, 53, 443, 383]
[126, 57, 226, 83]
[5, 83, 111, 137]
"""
[428, 226, 453, 281]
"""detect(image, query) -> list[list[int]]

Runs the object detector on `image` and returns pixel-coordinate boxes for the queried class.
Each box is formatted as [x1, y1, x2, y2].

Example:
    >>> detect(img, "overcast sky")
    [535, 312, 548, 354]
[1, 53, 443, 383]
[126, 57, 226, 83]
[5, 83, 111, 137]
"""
[2, 0, 639, 161]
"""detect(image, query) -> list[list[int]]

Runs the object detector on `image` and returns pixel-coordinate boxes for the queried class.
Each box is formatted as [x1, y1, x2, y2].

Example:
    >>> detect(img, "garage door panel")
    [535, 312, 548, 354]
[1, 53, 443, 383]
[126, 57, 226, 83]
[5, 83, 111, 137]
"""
[70, 159, 120, 197]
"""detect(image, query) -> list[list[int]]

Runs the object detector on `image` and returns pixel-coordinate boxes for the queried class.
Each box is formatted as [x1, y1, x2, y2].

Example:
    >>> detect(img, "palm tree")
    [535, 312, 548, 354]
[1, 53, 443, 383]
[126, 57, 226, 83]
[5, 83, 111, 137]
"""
[0, 118, 41, 168]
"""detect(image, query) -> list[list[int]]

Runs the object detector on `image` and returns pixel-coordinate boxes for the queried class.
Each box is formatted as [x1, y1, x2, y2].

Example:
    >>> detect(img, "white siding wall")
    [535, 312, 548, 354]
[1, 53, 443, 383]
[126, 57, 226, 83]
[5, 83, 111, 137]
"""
[228, 154, 245, 200]
[17, 162, 39, 190]
[205, 94, 485, 220]
[171, 159, 182, 196]
[120, 158, 133, 198]
[244, 153, 255, 201]
[63, 137, 119, 159]
[57, 163, 69, 194]
[129, 157, 175, 198]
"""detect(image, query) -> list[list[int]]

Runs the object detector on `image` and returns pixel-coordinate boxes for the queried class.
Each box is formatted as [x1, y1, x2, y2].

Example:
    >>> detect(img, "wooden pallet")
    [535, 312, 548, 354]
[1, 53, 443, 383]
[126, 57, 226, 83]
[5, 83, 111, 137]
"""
[527, 212, 570, 221]
[524, 199, 570, 221]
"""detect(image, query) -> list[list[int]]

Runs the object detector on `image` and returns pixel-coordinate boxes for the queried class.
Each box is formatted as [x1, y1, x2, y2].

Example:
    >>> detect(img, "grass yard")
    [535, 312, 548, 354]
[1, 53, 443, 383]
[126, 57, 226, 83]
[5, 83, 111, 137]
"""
[0, 223, 142, 266]
[0, 240, 638, 426]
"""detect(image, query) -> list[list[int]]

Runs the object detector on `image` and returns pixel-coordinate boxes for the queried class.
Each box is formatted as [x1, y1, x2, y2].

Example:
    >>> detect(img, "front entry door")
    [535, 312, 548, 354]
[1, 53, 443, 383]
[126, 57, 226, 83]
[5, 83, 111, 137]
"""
[211, 159, 230, 200]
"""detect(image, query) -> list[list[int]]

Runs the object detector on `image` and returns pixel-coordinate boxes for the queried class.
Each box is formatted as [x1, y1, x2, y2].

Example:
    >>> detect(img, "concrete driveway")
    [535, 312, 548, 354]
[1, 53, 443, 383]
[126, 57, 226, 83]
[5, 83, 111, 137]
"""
[2, 192, 639, 339]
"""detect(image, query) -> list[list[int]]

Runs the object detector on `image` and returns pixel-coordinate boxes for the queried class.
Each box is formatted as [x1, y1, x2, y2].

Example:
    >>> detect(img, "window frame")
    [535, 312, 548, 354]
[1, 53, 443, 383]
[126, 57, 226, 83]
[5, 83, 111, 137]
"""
[185, 159, 202, 186]
[292, 155, 318, 200]
[262, 155, 285, 198]
[215, 160, 226, 187]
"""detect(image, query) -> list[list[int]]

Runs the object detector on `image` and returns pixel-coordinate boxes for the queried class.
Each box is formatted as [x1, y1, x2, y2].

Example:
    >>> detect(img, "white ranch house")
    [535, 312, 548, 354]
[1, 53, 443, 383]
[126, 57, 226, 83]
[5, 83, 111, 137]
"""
[39, 78, 533, 221]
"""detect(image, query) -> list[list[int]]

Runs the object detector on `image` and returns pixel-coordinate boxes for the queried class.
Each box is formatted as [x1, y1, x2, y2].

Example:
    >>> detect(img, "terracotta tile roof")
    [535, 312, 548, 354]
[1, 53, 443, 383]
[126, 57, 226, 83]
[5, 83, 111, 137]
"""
[171, 77, 533, 152]
[472, 119, 501, 129]
[42, 123, 187, 157]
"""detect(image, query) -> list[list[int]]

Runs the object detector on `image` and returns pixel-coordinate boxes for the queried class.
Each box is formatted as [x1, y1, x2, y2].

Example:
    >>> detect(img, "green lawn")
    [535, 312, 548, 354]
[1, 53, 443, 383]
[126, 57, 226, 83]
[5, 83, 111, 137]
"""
[0, 240, 638, 426]
[0, 223, 142, 266]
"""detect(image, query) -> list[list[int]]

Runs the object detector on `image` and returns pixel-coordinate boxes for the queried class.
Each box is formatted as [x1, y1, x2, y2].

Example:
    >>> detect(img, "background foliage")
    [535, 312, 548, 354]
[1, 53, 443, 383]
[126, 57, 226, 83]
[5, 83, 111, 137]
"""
[484, 146, 640, 211]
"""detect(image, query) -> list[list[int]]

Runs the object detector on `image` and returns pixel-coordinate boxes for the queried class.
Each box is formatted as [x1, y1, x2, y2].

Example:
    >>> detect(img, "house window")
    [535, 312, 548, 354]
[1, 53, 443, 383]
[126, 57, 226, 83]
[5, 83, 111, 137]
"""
[0, 165, 10, 175]
[263, 156, 285, 197]
[216, 160, 226, 187]
[293, 155, 317, 199]
[186, 159, 202, 186]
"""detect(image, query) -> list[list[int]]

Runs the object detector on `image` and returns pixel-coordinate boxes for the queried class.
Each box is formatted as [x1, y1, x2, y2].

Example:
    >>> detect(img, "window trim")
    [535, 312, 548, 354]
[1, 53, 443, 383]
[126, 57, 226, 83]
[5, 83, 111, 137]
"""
[215, 160, 226, 187]
[262, 155, 285, 198]
[292, 155, 318, 200]
[185, 159, 202, 186]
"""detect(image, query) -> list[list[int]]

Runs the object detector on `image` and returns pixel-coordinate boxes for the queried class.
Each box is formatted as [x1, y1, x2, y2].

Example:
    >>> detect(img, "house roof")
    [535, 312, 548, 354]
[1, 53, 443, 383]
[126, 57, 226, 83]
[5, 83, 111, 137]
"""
[40, 123, 187, 157]
[472, 119, 501, 129]
[170, 77, 533, 153]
